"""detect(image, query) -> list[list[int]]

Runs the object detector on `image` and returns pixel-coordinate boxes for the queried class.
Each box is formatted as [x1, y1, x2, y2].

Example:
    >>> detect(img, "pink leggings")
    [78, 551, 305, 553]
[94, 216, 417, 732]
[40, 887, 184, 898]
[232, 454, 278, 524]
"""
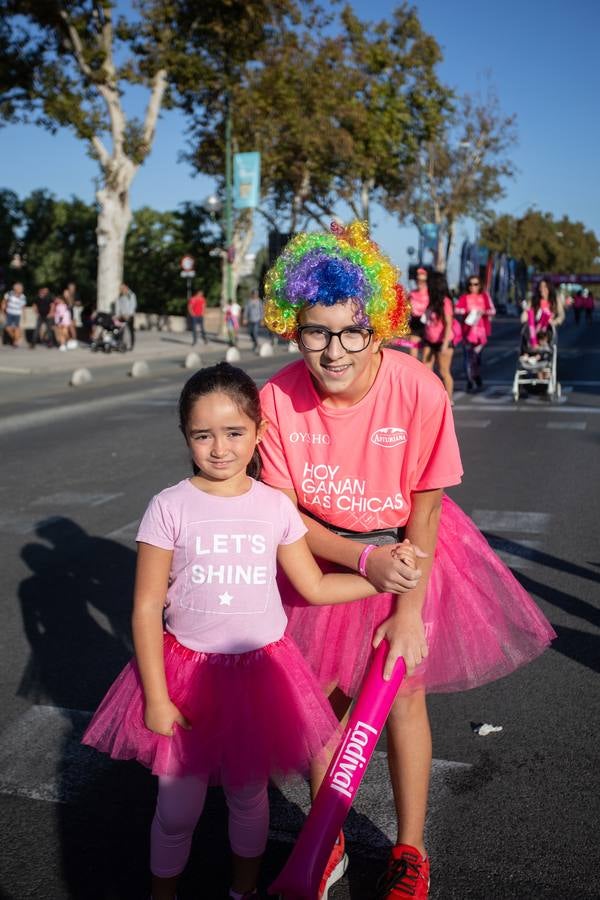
[150, 775, 269, 878]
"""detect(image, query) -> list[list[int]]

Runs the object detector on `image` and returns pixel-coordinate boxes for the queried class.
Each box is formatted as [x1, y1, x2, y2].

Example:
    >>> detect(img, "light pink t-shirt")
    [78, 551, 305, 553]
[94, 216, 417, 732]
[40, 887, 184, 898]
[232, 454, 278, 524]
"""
[424, 297, 454, 343]
[136, 478, 307, 653]
[259, 349, 463, 533]
[409, 288, 429, 317]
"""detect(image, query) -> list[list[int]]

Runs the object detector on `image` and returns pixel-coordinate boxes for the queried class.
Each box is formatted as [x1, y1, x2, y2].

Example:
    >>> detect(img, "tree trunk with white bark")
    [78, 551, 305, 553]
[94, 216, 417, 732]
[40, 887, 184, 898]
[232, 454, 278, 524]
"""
[96, 179, 134, 312]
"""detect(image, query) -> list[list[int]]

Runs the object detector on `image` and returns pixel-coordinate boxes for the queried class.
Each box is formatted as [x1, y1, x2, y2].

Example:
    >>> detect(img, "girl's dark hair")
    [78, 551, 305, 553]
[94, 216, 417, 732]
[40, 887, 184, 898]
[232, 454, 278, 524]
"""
[427, 271, 451, 323]
[178, 362, 263, 479]
[533, 278, 557, 312]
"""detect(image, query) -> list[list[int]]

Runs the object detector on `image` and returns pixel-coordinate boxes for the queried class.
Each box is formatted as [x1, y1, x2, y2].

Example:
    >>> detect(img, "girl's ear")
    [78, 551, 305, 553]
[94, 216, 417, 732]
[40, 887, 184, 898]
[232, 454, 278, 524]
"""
[256, 419, 269, 443]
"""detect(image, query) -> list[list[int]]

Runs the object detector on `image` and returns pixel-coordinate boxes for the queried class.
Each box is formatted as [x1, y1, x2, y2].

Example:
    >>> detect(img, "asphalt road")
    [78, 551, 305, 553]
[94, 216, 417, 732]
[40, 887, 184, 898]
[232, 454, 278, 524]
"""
[0, 315, 599, 899]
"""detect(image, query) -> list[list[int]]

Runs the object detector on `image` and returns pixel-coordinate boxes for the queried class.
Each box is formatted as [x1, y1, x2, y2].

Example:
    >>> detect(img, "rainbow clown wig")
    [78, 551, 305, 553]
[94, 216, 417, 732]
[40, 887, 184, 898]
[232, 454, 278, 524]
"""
[263, 220, 410, 343]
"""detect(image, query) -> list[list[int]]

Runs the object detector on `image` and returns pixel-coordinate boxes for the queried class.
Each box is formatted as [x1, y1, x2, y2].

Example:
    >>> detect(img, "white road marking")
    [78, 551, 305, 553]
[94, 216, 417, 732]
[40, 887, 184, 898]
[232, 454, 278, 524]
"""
[455, 419, 491, 428]
[0, 514, 66, 536]
[271, 752, 471, 852]
[0, 384, 179, 436]
[471, 510, 551, 534]
[544, 421, 587, 430]
[488, 539, 544, 572]
[106, 520, 139, 542]
[452, 404, 600, 414]
[0, 706, 471, 856]
[31, 491, 123, 508]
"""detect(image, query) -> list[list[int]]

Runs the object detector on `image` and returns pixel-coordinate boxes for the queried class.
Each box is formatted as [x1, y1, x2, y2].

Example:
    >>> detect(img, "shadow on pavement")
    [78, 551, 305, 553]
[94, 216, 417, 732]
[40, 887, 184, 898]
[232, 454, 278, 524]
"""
[16, 516, 152, 899]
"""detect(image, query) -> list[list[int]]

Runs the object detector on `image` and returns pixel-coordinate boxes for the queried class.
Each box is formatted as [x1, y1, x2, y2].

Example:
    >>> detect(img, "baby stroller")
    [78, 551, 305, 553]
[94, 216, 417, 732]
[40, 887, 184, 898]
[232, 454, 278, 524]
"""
[512, 320, 561, 402]
[90, 312, 131, 353]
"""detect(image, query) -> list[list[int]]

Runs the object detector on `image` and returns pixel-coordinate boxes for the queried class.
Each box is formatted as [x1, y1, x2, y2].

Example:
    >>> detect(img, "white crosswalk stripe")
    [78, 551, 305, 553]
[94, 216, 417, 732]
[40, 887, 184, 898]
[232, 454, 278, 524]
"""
[31, 492, 123, 508]
[0, 705, 471, 855]
[471, 510, 551, 533]
[470, 510, 550, 571]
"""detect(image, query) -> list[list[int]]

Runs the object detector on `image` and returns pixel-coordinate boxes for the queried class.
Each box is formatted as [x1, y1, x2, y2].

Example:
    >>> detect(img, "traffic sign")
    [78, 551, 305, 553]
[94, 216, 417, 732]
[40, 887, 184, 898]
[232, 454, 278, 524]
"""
[180, 255, 195, 272]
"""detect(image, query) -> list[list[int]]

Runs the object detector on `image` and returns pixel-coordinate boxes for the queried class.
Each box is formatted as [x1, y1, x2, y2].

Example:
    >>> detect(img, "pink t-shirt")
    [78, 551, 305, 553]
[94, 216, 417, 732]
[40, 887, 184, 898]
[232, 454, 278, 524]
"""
[54, 300, 72, 327]
[424, 297, 454, 343]
[409, 288, 429, 317]
[136, 478, 307, 653]
[259, 349, 463, 532]
[454, 292, 495, 345]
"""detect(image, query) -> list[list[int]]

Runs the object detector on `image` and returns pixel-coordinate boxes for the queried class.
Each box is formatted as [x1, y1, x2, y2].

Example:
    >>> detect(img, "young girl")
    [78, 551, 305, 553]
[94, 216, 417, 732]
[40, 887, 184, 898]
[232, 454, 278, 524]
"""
[260, 220, 556, 899]
[422, 272, 457, 401]
[82, 362, 414, 900]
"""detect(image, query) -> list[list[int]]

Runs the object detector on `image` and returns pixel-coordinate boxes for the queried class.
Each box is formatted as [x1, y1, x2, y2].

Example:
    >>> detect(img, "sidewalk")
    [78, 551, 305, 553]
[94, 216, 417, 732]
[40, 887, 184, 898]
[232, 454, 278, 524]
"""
[0, 324, 285, 378]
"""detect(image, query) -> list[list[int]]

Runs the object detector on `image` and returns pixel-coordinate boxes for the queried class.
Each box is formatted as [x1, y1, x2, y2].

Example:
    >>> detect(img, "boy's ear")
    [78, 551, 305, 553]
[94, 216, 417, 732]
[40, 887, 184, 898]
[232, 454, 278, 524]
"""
[256, 419, 269, 443]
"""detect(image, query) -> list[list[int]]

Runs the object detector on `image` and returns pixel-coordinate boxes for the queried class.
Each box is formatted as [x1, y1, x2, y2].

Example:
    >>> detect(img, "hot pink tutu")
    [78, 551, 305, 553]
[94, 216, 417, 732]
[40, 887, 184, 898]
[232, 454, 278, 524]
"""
[82, 633, 338, 787]
[282, 496, 556, 697]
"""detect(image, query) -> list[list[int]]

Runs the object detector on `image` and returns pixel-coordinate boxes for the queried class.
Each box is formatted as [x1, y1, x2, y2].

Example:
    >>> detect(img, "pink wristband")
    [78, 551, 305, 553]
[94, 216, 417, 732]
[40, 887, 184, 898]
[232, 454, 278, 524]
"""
[358, 544, 376, 577]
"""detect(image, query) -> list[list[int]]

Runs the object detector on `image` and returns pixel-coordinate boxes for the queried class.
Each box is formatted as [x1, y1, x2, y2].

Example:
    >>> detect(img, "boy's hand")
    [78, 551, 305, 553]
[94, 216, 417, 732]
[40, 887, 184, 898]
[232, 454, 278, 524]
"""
[144, 699, 191, 736]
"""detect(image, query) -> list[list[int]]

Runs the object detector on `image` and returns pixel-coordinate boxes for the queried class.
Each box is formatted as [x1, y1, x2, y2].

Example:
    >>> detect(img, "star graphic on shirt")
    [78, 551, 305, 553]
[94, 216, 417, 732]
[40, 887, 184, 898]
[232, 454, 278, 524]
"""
[218, 591, 234, 606]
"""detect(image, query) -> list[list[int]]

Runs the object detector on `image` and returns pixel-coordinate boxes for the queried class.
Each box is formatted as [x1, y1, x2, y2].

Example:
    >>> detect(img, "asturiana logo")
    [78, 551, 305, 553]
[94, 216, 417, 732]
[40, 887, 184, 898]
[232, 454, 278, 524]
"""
[328, 720, 378, 799]
[370, 427, 407, 447]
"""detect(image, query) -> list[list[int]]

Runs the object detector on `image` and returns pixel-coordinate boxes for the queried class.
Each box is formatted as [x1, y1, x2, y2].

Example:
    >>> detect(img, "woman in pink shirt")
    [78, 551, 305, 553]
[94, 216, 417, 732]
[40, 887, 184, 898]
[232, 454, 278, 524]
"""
[454, 275, 496, 391]
[407, 266, 429, 358]
[422, 272, 457, 401]
[260, 221, 554, 900]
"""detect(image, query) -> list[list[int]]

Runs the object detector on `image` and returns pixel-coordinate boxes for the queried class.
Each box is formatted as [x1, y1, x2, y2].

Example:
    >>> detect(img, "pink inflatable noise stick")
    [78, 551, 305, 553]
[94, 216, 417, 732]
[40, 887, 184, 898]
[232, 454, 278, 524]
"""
[269, 640, 406, 899]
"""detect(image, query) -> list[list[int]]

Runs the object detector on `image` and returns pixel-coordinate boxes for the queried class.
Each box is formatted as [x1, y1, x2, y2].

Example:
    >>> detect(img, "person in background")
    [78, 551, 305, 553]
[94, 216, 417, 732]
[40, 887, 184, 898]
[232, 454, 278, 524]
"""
[2, 281, 27, 348]
[455, 275, 496, 391]
[407, 267, 429, 358]
[33, 286, 55, 348]
[187, 287, 209, 345]
[522, 279, 565, 330]
[53, 288, 73, 351]
[114, 283, 137, 349]
[225, 298, 241, 347]
[243, 290, 264, 353]
[422, 272, 456, 402]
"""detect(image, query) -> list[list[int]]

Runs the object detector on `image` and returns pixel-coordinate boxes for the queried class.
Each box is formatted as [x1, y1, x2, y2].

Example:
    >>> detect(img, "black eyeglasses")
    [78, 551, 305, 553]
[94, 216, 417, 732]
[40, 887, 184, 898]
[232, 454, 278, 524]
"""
[297, 325, 374, 353]
[468, 280, 480, 286]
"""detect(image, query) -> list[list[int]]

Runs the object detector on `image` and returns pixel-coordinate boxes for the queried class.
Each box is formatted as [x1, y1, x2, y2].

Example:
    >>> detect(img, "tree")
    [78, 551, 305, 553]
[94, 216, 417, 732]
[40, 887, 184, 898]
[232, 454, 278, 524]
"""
[20, 190, 98, 298]
[0, 189, 23, 289]
[391, 90, 517, 271]
[185, 4, 449, 234]
[481, 209, 600, 273]
[1, 1, 172, 310]
[123, 203, 221, 312]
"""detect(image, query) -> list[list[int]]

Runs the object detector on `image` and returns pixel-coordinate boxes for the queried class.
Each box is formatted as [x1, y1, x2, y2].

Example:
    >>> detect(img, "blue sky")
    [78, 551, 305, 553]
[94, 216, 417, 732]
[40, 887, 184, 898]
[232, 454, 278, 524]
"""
[1, 0, 599, 283]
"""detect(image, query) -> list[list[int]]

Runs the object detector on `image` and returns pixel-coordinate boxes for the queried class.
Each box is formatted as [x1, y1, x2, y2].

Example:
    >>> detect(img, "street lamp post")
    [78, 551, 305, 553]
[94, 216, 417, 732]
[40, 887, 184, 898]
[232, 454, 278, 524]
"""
[224, 92, 233, 304]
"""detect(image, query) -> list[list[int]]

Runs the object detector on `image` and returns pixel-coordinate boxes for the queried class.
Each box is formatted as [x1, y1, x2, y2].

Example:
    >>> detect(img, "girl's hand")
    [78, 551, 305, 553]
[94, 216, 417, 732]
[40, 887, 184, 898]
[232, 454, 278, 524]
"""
[390, 538, 417, 569]
[373, 606, 429, 681]
[144, 699, 191, 736]
[365, 542, 428, 594]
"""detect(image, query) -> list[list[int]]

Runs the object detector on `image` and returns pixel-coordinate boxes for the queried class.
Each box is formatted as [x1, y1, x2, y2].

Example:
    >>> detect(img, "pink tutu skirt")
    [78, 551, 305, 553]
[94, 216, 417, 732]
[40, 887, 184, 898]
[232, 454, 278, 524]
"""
[82, 633, 338, 787]
[281, 496, 556, 697]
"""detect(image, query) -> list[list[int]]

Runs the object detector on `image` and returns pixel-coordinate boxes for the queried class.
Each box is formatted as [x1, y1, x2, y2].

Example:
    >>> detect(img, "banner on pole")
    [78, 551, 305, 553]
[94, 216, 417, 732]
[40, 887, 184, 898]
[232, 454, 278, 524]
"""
[234, 152, 261, 209]
[419, 223, 439, 252]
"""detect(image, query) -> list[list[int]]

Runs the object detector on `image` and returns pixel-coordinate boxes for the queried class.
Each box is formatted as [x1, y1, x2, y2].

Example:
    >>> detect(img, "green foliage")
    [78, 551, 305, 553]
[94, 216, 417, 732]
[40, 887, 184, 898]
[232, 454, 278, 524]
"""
[123, 203, 221, 312]
[0, 189, 98, 300]
[481, 209, 600, 273]
[0, 189, 222, 306]
[389, 88, 518, 269]
[181, 3, 450, 229]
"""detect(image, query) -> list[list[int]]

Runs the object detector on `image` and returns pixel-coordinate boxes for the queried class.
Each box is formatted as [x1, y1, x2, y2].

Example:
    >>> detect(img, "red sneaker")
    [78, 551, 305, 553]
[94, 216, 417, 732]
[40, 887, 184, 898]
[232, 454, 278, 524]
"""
[318, 831, 348, 899]
[375, 844, 430, 898]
